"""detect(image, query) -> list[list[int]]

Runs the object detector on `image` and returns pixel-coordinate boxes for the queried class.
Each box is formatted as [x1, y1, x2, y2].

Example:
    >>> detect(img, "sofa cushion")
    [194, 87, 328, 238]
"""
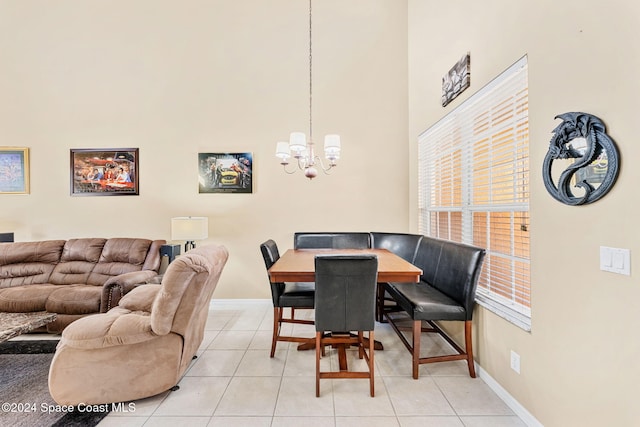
[100, 238, 151, 265]
[87, 238, 152, 286]
[61, 238, 107, 263]
[49, 238, 107, 286]
[0, 240, 65, 288]
[0, 284, 58, 312]
[0, 240, 65, 266]
[45, 285, 102, 315]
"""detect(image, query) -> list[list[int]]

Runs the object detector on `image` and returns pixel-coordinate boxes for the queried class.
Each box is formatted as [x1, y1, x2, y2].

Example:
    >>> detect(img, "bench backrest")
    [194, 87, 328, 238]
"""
[413, 236, 486, 317]
[294, 232, 372, 249]
[371, 232, 423, 263]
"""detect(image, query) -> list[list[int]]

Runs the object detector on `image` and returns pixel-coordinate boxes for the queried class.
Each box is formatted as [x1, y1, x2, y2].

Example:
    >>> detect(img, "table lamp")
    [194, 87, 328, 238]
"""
[171, 217, 208, 252]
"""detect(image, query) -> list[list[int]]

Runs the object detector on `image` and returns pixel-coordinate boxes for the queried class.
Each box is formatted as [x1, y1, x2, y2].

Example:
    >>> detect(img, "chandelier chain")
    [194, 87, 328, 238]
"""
[308, 0, 313, 144]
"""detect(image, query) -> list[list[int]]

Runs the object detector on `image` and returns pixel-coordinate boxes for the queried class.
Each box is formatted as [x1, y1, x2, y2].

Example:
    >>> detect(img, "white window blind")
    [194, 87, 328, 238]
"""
[418, 56, 531, 331]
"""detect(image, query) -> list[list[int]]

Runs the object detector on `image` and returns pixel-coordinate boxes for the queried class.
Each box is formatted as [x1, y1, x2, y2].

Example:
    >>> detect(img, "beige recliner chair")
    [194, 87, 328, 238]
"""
[48, 244, 229, 405]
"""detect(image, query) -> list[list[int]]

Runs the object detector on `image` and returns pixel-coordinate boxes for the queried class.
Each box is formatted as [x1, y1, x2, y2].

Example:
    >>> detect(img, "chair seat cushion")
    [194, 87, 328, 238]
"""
[385, 281, 466, 321]
[59, 307, 157, 349]
[279, 282, 314, 308]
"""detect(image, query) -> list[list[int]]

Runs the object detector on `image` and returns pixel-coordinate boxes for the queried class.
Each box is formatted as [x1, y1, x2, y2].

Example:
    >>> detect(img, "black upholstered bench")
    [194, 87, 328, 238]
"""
[379, 236, 485, 378]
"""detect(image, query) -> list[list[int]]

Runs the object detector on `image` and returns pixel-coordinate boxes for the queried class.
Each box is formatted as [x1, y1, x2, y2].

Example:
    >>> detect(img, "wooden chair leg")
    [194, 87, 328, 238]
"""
[376, 283, 385, 322]
[270, 307, 281, 358]
[369, 330, 375, 397]
[464, 320, 476, 378]
[315, 330, 376, 397]
[412, 320, 421, 379]
[315, 331, 322, 397]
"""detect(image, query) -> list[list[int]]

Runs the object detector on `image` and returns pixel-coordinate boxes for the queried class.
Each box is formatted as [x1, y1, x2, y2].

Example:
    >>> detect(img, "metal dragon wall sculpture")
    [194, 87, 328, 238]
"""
[542, 112, 619, 205]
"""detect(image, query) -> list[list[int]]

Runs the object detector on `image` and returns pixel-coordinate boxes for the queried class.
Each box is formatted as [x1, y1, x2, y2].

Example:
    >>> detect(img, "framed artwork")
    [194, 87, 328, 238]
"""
[0, 147, 30, 194]
[70, 148, 139, 196]
[442, 53, 471, 107]
[198, 152, 252, 193]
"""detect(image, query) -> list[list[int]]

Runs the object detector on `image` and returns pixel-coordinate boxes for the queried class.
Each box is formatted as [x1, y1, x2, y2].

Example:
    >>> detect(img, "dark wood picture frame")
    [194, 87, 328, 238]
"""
[70, 148, 139, 196]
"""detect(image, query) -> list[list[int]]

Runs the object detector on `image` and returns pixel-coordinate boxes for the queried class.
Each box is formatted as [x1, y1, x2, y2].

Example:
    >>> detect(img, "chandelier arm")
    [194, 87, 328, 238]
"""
[297, 156, 309, 171]
[281, 163, 299, 174]
[314, 156, 336, 174]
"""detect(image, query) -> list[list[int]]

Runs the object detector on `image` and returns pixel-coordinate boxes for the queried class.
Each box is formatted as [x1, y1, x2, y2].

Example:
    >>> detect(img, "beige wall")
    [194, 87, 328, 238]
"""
[408, 0, 639, 426]
[0, 0, 408, 299]
[4, 0, 639, 425]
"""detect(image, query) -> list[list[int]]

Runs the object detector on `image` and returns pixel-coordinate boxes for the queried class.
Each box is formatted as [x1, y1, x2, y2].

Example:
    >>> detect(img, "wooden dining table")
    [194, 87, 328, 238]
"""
[268, 248, 422, 354]
[268, 248, 422, 284]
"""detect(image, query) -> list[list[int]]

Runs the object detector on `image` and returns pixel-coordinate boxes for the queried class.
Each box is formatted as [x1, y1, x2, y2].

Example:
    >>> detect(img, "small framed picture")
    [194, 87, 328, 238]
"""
[442, 53, 471, 107]
[70, 148, 139, 196]
[198, 152, 253, 193]
[0, 147, 30, 194]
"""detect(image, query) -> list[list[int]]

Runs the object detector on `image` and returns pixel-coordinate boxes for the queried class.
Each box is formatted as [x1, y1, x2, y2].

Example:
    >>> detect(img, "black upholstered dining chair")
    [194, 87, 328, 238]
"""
[314, 254, 378, 397]
[260, 239, 315, 358]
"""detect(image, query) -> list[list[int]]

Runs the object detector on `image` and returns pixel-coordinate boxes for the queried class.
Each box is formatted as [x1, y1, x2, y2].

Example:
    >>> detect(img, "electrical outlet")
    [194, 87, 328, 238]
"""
[510, 350, 521, 374]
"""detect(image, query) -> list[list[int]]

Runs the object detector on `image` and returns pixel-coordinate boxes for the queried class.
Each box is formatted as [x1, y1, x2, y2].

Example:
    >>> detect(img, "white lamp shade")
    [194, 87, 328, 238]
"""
[324, 134, 341, 150]
[324, 134, 341, 159]
[171, 217, 209, 241]
[289, 132, 307, 152]
[275, 141, 291, 159]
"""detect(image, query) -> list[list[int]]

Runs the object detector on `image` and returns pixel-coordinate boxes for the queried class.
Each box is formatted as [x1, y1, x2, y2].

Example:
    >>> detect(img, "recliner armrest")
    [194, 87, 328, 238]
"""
[100, 270, 159, 312]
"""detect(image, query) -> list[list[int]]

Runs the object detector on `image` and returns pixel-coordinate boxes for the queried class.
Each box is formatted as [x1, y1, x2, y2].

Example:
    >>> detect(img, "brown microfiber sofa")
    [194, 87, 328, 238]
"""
[0, 237, 165, 333]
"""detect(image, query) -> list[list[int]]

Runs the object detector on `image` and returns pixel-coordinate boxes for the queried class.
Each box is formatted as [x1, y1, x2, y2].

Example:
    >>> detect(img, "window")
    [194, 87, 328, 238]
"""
[418, 56, 530, 330]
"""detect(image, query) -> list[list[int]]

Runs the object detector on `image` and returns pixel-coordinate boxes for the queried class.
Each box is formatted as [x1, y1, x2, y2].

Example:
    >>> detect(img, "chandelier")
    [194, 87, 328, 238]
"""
[274, 0, 341, 179]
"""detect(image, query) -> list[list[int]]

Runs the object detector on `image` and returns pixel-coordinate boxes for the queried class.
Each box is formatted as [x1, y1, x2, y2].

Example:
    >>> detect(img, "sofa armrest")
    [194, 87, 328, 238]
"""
[100, 270, 160, 312]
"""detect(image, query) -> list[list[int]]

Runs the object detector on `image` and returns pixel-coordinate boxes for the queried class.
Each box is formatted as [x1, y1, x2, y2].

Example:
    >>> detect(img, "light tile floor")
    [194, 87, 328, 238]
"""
[97, 300, 527, 427]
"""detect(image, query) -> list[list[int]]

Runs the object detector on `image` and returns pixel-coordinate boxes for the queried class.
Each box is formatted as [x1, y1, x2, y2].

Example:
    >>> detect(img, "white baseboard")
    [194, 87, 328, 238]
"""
[476, 363, 543, 427]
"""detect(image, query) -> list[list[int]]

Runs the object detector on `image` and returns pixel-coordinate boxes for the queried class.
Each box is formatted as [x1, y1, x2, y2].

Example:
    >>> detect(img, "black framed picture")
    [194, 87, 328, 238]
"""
[442, 53, 471, 107]
[198, 152, 252, 193]
[70, 148, 139, 196]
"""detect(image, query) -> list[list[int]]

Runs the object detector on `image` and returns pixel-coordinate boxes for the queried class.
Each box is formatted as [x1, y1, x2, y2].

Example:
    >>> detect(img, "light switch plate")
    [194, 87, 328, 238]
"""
[600, 246, 630, 276]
